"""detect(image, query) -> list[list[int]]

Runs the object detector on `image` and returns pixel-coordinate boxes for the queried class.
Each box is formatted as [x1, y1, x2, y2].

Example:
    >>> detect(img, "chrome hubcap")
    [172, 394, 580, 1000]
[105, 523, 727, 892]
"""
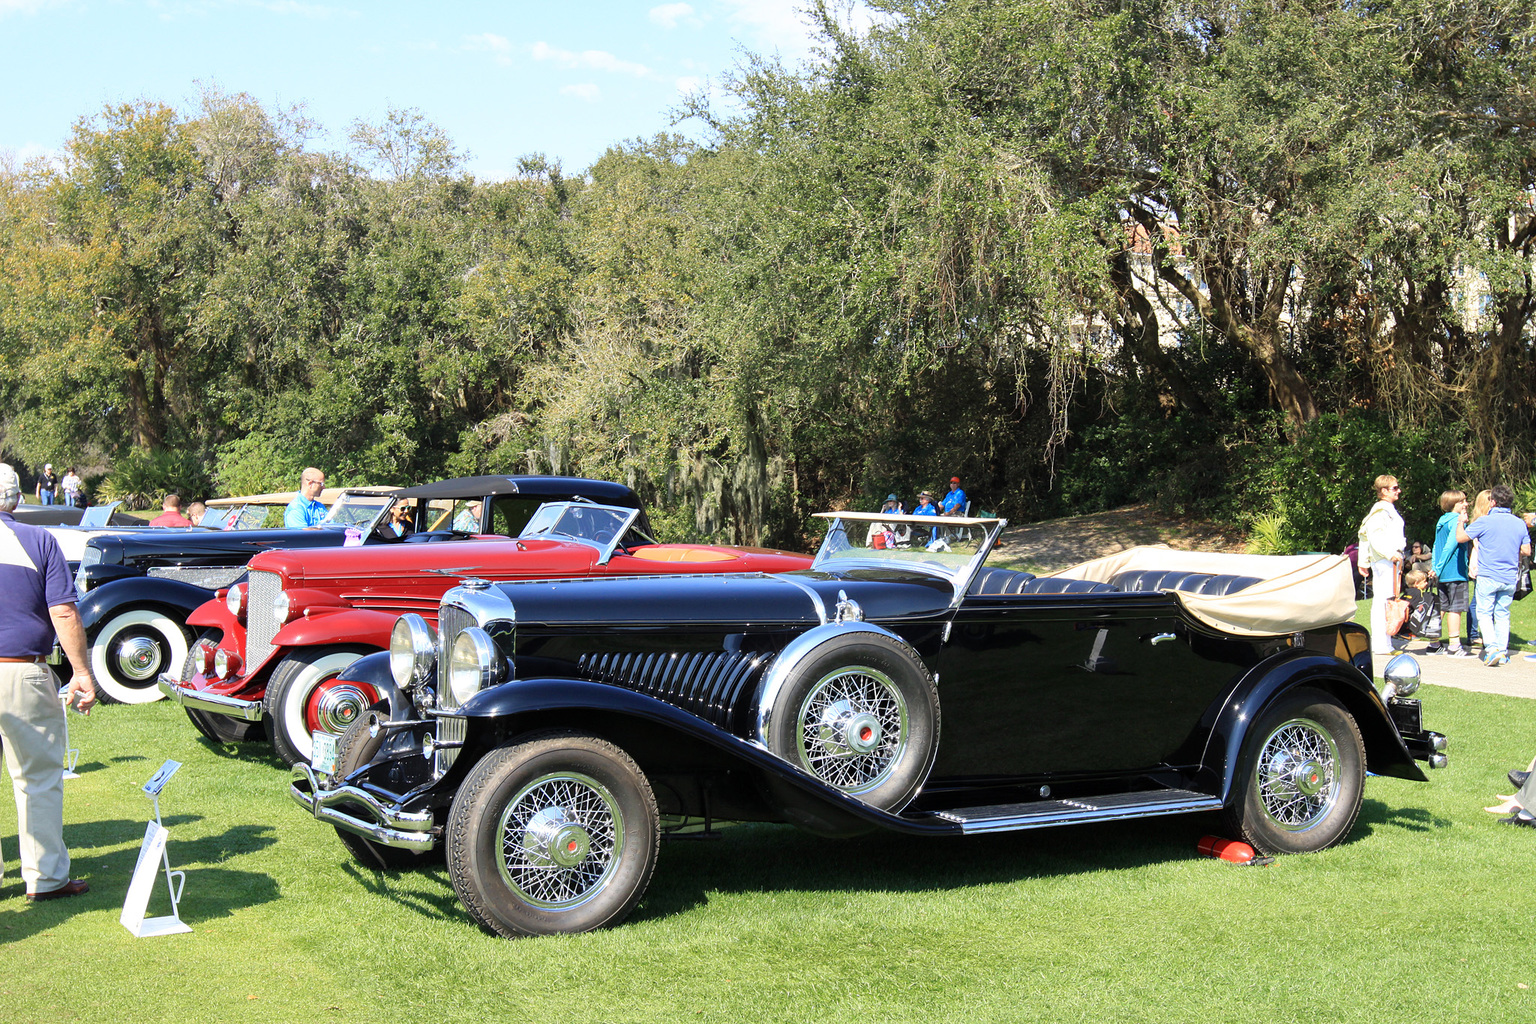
[114, 636, 162, 680]
[798, 666, 908, 795]
[498, 772, 622, 909]
[309, 682, 373, 735]
[1256, 718, 1339, 831]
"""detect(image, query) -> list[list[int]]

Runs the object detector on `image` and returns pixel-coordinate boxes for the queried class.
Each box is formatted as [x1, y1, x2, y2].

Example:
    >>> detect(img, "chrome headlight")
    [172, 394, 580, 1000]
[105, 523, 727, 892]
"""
[447, 627, 504, 706]
[1382, 653, 1421, 700]
[273, 590, 293, 624]
[225, 582, 248, 623]
[390, 613, 437, 691]
[213, 648, 242, 680]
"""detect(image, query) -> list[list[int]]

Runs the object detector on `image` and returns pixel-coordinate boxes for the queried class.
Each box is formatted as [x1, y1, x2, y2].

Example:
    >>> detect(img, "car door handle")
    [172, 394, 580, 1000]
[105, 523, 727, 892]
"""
[1148, 633, 1177, 645]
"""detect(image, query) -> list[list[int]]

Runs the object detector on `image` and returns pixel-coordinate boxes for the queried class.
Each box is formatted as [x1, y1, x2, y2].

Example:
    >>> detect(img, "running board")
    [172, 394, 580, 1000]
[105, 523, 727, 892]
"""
[912, 789, 1223, 834]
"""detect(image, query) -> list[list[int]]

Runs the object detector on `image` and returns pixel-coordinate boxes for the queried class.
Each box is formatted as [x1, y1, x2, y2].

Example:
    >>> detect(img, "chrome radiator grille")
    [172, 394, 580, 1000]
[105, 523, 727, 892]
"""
[435, 604, 478, 710]
[148, 565, 247, 591]
[434, 716, 467, 777]
[246, 570, 283, 672]
[579, 650, 775, 734]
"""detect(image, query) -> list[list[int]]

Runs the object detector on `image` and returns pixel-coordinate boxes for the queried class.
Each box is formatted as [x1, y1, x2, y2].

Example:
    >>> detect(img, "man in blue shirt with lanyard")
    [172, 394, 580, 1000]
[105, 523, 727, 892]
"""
[284, 467, 328, 528]
[0, 462, 96, 901]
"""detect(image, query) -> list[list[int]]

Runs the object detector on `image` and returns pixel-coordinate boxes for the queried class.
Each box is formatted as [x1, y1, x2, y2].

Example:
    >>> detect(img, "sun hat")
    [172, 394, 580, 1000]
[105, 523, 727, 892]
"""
[950, 477, 960, 484]
[918, 491, 934, 499]
[886, 493, 899, 501]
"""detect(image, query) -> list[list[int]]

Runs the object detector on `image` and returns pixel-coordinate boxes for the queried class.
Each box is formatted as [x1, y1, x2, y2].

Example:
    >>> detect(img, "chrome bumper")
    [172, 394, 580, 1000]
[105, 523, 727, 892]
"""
[157, 674, 263, 721]
[289, 763, 438, 852]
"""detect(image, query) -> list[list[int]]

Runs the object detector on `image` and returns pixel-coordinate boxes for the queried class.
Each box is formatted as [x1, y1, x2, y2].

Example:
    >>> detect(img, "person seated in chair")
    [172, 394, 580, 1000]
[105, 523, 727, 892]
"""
[941, 476, 968, 516]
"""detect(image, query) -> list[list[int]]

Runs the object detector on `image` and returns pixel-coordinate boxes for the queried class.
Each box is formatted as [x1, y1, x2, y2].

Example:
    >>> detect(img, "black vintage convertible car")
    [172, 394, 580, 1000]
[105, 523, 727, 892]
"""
[76, 476, 645, 704]
[290, 511, 1445, 939]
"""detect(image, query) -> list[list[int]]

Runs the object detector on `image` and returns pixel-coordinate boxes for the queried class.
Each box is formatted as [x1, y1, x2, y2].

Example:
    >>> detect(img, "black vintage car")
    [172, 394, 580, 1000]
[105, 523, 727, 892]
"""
[290, 511, 1445, 939]
[77, 476, 646, 704]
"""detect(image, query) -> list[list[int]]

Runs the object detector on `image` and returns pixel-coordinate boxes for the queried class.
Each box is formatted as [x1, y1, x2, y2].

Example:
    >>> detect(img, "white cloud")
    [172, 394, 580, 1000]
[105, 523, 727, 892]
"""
[529, 41, 651, 78]
[648, 3, 698, 30]
[464, 32, 513, 66]
[560, 83, 601, 102]
[716, 1, 883, 59]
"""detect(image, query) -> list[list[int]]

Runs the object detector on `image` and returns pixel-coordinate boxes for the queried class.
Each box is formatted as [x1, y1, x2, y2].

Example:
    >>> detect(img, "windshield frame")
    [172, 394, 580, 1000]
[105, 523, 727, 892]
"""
[518, 501, 653, 564]
[811, 511, 1007, 606]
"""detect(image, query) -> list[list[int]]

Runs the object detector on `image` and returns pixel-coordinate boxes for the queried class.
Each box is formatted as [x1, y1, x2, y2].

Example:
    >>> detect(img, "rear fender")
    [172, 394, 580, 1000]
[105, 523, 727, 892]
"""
[1203, 651, 1425, 799]
[79, 577, 213, 633]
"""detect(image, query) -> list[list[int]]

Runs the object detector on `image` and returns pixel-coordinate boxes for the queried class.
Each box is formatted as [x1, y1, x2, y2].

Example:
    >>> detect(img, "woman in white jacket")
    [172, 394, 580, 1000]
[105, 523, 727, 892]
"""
[1359, 474, 1407, 655]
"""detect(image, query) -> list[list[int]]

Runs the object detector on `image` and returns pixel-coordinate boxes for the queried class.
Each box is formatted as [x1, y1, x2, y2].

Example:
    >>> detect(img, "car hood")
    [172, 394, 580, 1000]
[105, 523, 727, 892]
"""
[487, 568, 954, 629]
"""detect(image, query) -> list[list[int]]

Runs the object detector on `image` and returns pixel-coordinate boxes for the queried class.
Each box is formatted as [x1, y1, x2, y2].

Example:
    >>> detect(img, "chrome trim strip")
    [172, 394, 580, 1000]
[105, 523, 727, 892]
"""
[752, 621, 910, 750]
[289, 764, 437, 851]
[774, 575, 829, 626]
[157, 674, 263, 721]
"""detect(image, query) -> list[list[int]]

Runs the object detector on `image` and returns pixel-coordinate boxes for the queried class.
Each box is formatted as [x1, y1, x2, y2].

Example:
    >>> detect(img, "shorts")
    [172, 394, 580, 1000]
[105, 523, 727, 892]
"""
[1436, 580, 1469, 613]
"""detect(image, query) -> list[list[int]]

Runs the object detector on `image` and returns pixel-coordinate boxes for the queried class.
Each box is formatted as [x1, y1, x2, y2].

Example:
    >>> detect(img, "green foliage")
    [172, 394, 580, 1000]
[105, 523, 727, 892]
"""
[96, 446, 213, 510]
[213, 433, 303, 496]
[1243, 413, 1461, 553]
[1245, 513, 1289, 555]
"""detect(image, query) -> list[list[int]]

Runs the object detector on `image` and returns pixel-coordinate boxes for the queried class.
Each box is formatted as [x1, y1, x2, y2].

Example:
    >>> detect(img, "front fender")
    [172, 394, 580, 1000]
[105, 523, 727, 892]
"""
[274, 608, 398, 651]
[331, 651, 406, 723]
[1204, 651, 1425, 799]
[79, 577, 214, 633]
[454, 676, 916, 838]
[186, 596, 238, 633]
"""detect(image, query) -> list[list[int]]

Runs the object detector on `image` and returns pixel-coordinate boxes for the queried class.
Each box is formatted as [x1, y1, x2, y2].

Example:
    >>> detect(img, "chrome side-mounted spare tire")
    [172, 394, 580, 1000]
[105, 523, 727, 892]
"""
[447, 731, 660, 938]
[756, 623, 940, 814]
[1222, 687, 1365, 855]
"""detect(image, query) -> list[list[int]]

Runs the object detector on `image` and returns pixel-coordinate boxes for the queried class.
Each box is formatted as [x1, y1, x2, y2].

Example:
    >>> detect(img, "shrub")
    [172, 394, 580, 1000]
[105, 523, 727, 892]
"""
[96, 447, 213, 511]
[1241, 413, 1461, 553]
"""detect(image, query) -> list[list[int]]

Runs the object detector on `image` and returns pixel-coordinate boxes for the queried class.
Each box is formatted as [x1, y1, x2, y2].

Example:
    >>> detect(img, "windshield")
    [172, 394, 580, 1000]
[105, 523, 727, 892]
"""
[321, 492, 393, 528]
[519, 502, 652, 561]
[811, 512, 1004, 588]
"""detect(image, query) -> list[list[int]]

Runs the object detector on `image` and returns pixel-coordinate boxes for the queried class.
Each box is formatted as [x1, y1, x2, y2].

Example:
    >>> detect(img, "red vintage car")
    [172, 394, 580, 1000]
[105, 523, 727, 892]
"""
[160, 501, 812, 766]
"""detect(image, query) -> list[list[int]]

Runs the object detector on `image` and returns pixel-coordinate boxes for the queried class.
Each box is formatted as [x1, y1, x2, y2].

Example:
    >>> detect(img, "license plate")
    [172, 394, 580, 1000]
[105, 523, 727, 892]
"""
[311, 731, 339, 775]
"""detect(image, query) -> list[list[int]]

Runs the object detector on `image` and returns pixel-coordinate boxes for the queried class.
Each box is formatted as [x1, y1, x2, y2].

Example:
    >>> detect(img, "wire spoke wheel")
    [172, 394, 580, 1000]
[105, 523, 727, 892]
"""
[448, 732, 659, 938]
[497, 771, 623, 909]
[1255, 718, 1340, 831]
[1223, 688, 1364, 856]
[796, 667, 909, 795]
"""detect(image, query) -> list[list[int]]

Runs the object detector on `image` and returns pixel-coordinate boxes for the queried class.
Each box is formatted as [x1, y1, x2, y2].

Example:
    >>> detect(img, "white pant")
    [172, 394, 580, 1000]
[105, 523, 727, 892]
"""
[1369, 559, 1398, 654]
[0, 662, 69, 892]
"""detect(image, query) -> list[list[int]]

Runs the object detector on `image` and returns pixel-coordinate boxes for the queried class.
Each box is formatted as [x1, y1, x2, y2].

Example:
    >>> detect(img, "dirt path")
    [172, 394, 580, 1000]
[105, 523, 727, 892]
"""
[990, 503, 1251, 573]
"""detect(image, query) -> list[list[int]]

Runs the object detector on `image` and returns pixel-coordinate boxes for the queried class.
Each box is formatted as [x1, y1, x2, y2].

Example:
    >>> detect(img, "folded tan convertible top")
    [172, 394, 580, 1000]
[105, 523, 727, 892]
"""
[1045, 547, 1358, 637]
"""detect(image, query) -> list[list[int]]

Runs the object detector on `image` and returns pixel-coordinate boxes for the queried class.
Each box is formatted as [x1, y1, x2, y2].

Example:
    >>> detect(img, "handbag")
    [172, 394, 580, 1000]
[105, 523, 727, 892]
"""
[1515, 554, 1532, 602]
[1384, 567, 1411, 635]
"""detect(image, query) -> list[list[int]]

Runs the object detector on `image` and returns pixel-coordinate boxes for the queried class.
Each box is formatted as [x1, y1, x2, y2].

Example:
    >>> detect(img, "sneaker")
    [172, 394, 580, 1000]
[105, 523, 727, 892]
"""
[1425, 643, 1443, 654]
[1525, 653, 1536, 663]
[1500, 652, 1513, 666]
[1446, 647, 1474, 658]
[1482, 648, 1505, 667]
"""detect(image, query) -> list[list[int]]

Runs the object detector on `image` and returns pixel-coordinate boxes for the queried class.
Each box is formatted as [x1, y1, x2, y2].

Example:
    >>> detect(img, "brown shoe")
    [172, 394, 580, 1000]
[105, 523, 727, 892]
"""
[27, 879, 89, 902]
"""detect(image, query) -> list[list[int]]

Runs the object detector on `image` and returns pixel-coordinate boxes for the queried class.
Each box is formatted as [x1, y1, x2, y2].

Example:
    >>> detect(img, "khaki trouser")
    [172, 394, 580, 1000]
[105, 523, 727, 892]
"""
[0, 661, 69, 893]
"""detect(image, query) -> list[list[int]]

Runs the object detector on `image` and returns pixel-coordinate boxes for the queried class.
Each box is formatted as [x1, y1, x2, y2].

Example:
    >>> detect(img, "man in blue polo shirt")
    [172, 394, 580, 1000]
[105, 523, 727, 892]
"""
[0, 462, 96, 902]
[1458, 483, 1533, 667]
[284, 467, 328, 528]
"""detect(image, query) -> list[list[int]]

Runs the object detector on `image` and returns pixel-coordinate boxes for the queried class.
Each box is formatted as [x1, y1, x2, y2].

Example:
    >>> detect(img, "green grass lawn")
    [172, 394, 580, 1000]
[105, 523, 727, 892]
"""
[3, 689, 1533, 1024]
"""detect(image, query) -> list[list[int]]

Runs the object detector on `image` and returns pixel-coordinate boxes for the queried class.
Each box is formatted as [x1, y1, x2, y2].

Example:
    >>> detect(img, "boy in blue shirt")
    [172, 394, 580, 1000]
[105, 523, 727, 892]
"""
[1429, 490, 1472, 656]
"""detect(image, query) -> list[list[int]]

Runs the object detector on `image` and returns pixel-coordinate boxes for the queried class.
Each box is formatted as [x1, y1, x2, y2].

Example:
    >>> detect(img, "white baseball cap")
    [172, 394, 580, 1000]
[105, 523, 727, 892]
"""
[0, 463, 21, 503]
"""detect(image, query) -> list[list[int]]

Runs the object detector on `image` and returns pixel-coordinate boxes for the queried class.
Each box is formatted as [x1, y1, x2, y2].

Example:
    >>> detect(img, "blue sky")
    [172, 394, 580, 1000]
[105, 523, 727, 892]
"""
[0, 0, 870, 179]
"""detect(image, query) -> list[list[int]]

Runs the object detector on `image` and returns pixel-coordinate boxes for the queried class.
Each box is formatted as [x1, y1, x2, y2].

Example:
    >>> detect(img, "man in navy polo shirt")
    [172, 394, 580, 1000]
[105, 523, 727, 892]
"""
[1458, 483, 1533, 667]
[0, 462, 96, 902]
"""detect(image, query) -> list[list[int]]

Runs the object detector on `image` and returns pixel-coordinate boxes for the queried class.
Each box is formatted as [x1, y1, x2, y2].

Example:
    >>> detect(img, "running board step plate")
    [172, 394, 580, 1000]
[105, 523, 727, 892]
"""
[918, 789, 1223, 834]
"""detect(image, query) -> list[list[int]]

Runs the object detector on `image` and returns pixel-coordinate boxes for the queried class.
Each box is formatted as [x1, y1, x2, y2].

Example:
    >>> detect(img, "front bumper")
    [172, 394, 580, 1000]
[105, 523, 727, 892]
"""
[157, 674, 264, 721]
[289, 763, 438, 852]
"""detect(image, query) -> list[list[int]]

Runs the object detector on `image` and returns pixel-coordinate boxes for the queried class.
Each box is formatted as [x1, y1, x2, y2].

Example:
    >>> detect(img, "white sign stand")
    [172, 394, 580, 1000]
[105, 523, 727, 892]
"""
[57, 691, 80, 779]
[120, 760, 192, 937]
